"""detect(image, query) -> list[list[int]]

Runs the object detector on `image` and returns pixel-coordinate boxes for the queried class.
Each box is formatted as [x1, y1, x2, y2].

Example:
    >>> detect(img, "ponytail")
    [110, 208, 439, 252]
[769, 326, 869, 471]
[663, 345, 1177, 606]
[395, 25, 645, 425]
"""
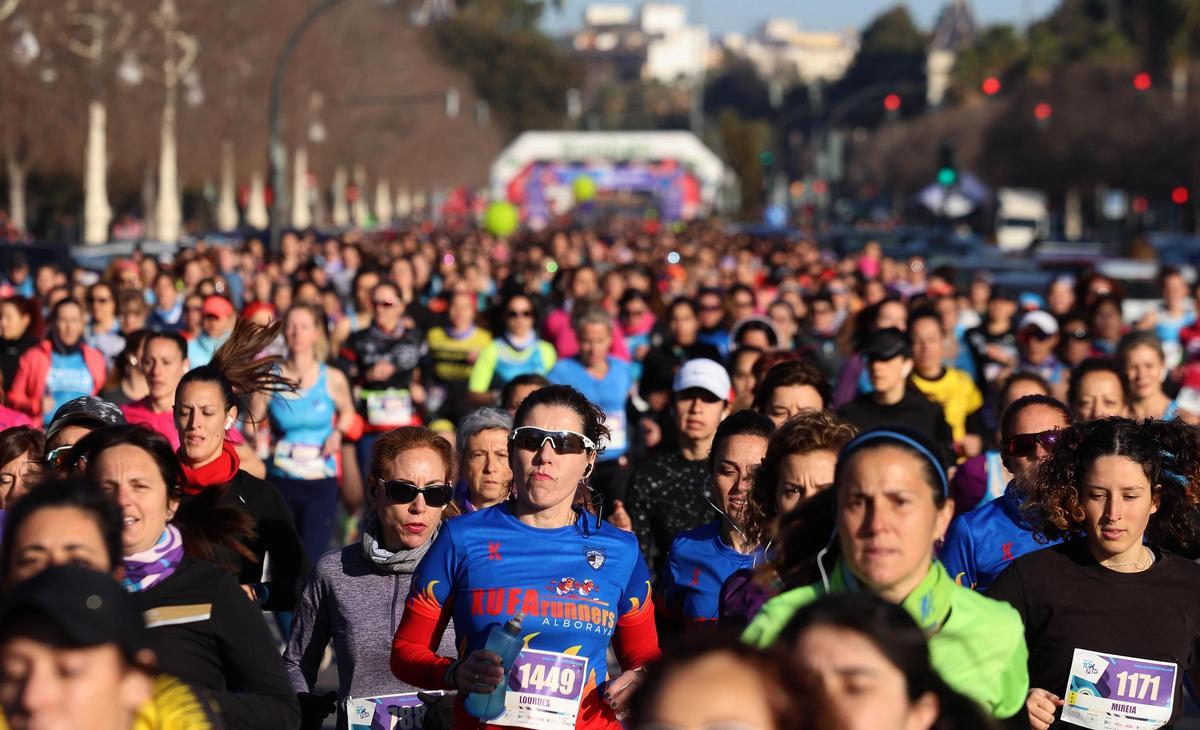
[178, 318, 296, 421]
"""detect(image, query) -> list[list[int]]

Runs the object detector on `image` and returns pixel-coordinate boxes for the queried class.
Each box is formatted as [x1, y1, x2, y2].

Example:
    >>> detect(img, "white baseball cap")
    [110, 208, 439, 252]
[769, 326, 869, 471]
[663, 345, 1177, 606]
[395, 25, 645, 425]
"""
[673, 358, 732, 401]
[1018, 310, 1059, 336]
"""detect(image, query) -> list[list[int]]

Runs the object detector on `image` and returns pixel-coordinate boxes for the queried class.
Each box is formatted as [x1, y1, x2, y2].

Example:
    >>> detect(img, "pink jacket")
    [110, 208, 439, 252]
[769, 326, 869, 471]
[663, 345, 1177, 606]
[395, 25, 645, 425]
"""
[8, 340, 108, 421]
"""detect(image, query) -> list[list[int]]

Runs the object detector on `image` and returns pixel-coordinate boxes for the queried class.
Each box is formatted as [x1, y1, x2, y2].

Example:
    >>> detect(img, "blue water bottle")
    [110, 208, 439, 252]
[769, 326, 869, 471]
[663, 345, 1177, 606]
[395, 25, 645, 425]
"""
[464, 612, 525, 721]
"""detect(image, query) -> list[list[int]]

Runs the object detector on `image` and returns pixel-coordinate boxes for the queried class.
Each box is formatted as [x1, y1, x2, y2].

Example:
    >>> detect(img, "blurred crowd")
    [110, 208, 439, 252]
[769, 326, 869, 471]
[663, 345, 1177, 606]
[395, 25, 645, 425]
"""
[0, 223, 1198, 730]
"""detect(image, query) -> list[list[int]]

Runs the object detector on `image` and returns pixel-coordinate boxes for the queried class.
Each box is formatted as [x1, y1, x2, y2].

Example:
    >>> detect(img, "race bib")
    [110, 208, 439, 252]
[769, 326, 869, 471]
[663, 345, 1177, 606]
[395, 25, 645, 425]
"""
[364, 388, 413, 428]
[603, 409, 627, 452]
[272, 440, 335, 480]
[492, 649, 588, 730]
[346, 691, 445, 730]
[1062, 649, 1176, 729]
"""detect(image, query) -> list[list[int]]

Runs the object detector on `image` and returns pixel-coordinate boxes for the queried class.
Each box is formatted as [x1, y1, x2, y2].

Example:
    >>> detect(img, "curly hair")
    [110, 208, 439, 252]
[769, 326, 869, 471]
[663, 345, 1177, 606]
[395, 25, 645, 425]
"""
[1022, 417, 1200, 553]
[743, 411, 858, 546]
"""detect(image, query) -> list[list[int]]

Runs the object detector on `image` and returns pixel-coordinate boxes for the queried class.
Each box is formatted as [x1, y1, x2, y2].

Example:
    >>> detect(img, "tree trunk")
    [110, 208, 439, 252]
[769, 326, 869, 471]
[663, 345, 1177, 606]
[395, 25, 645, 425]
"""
[374, 179, 393, 227]
[142, 166, 158, 240]
[352, 164, 370, 228]
[331, 166, 349, 228]
[216, 139, 238, 231]
[1065, 187, 1083, 241]
[246, 170, 269, 230]
[156, 83, 181, 243]
[4, 147, 26, 235]
[83, 100, 112, 244]
[395, 187, 412, 219]
[291, 146, 311, 229]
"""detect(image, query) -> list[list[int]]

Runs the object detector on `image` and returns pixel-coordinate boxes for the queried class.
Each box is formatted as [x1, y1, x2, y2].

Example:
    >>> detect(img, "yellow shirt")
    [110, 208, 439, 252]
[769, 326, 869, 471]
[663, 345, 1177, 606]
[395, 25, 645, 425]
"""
[911, 367, 983, 445]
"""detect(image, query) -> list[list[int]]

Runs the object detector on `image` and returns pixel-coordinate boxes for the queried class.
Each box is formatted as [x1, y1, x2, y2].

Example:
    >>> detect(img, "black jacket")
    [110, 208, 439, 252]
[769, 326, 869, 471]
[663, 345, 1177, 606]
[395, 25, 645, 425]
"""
[132, 556, 301, 729]
[184, 469, 309, 613]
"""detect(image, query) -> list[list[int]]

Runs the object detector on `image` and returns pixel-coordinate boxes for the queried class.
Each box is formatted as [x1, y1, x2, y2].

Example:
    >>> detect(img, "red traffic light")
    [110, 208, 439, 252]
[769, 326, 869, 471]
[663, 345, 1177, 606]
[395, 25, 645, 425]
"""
[1133, 72, 1152, 91]
[883, 94, 901, 112]
[981, 77, 1001, 95]
[1033, 102, 1053, 121]
[1172, 186, 1190, 205]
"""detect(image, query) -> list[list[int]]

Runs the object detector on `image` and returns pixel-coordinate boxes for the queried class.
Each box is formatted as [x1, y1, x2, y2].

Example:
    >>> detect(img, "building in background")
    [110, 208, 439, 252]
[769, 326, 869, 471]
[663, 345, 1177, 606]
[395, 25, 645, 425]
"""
[720, 19, 859, 84]
[568, 3, 709, 86]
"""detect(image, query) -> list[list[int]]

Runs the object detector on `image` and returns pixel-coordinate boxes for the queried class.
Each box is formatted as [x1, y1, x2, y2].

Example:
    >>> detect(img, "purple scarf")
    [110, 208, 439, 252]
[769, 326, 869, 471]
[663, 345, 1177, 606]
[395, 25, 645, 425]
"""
[122, 525, 185, 593]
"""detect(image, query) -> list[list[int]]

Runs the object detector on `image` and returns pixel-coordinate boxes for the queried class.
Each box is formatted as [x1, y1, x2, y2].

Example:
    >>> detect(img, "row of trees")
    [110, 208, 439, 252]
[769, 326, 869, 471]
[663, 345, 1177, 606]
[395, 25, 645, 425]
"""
[0, 0, 579, 242]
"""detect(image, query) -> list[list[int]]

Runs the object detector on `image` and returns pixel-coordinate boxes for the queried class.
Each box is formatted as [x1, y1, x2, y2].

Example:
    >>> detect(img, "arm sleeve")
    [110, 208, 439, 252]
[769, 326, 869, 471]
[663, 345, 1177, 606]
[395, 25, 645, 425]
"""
[467, 343, 498, 393]
[211, 573, 303, 729]
[256, 480, 310, 612]
[336, 338, 361, 384]
[938, 516, 978, 590]
[614, 548, 660, 669]
[282, 562, 331, 693]
[7, 350, 36, 417]
[391, 526, 459, 688]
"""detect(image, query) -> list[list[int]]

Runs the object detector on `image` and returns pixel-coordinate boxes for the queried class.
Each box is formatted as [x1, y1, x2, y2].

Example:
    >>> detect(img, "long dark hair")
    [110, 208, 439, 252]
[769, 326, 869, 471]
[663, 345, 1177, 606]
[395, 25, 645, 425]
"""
[1, 477, 123, 588]
[69, 425, 256, 572]
[778, 593, 996, 730]
[176, 318, 295, 421]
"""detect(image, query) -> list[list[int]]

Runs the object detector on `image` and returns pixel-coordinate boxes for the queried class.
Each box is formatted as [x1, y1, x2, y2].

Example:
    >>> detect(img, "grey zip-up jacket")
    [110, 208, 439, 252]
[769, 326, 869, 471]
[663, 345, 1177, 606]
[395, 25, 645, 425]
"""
[284, 541, 457, 725]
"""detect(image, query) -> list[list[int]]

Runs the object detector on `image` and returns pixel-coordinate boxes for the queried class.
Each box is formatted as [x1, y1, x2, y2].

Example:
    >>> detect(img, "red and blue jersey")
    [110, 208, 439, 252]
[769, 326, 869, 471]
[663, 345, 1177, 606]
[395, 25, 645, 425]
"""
[658, 521, 766, 626]
[398, 504, 656, 727]
[940, 486, 1063, 592]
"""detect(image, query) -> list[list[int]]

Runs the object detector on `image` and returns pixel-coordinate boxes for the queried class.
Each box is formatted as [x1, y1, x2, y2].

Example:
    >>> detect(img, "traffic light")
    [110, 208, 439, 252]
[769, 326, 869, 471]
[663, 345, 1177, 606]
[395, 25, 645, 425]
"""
[1133, 72, 1152, 91]
[981, 76, 1001, 95]
[936, 141, 958, 187]
[1172, 186, 1190, 205]
[1033, 102, 1053, 127]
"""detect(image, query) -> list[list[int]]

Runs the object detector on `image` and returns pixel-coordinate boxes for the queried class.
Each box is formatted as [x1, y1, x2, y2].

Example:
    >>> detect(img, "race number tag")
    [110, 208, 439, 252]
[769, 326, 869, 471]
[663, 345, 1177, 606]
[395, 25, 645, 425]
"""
[493, 649, 588, 730]
[272, 440, 335, 480]
[1062, 649, 1176, 729]
[364, 388, 413, 428]
[346, 691, 445, 730]
[603, 410, 627, 452]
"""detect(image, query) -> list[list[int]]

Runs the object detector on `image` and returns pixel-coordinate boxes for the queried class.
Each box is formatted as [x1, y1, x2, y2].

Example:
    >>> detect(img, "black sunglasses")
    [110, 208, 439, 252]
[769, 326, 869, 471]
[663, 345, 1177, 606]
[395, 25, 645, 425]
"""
[509, 426, 597, 455]
[377, 479, 454, 507]
[1005, 429, 1062, 458]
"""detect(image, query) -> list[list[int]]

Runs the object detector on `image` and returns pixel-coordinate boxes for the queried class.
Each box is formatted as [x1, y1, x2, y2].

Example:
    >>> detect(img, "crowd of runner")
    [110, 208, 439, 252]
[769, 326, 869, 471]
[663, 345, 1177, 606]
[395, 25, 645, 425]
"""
[0, 225, 1199, 729]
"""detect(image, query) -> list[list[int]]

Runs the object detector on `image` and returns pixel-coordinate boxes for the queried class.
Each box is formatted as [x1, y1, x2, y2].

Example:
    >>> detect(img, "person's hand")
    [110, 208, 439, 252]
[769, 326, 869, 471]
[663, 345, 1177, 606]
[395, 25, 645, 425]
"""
[640, 417, 662, 449]
[410, 381, 427, 405]
[322, 429, 342, 458]
[1026, 688, 1063, 730]
[297, 691, 337, 730]
[456, 649, 506, 694]
[240, 584, 257, 603]
[608, 500, 632, 532]
[603, 666, 647, 720]
[368, 360, 397, 381]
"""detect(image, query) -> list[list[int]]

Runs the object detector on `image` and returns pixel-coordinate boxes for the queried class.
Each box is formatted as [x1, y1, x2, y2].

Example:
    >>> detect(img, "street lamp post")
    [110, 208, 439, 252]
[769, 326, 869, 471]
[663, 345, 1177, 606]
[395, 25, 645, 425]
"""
[268, 0, 348, 253]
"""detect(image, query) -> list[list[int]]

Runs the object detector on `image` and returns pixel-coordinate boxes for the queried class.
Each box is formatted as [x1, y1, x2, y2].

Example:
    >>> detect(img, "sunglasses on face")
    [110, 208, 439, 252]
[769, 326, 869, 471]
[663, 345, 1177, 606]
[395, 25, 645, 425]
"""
[1005, 429, 1062, 458]
[509, 426, 597, 455]
[377, 479, 454, 507]
[507, 309, 533, 319]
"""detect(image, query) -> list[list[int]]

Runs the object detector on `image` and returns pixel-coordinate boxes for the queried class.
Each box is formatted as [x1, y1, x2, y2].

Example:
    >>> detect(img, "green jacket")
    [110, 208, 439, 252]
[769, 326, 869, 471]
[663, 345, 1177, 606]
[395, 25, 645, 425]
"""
[742, 559, 1029, 719]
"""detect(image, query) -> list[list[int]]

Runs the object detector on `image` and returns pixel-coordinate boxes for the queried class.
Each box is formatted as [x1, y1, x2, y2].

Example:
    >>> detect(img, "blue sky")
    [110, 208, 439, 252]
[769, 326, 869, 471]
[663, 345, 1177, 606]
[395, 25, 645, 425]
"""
[540, 0, 1052, 35]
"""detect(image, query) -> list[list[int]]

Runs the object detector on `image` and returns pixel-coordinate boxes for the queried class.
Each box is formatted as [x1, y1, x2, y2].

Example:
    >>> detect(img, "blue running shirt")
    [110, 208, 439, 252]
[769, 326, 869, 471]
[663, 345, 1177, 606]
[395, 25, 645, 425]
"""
[659, 521, 766, 625]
